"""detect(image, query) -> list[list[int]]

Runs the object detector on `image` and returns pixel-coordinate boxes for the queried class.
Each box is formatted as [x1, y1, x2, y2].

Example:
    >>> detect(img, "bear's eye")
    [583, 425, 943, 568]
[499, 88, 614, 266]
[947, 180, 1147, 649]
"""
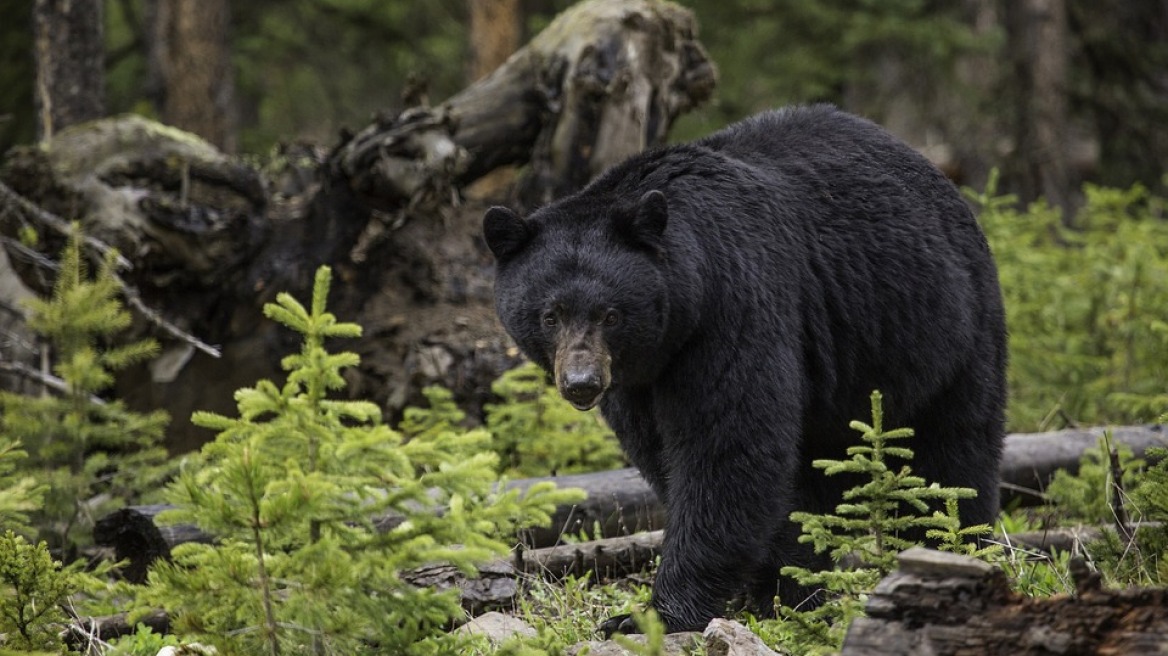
[542, 313, 557, 327]
[603, 310, 620, 327]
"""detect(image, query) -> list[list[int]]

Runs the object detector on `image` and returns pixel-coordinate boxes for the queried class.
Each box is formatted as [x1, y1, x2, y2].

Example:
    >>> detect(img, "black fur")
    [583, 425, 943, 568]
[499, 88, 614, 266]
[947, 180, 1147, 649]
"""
[485, 105, 1007, 633]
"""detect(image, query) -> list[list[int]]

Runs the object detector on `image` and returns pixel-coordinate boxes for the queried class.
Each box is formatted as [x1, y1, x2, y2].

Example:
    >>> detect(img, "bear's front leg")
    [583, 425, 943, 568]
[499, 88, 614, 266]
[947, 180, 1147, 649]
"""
[609, 367, 802, 634]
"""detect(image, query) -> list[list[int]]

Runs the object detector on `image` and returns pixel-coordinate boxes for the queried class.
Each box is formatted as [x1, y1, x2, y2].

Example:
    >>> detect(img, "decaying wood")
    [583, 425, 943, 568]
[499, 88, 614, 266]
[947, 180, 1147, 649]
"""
[63, 610, 170, 652]
[0, 0, 716, 453]
[334, 0, 716, 212]
[92, 424, 1165, 584]
[404, 530, 668, 614]
[841, 547, 1168, 655]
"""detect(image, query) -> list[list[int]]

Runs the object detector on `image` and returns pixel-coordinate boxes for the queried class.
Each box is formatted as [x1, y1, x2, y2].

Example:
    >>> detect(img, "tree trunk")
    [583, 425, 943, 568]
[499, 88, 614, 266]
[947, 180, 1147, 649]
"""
[1005, 0, 1073, 218]
[153, 0, 237, 152]
[468, 0, 522, 83]
[33, 0, 105, 141]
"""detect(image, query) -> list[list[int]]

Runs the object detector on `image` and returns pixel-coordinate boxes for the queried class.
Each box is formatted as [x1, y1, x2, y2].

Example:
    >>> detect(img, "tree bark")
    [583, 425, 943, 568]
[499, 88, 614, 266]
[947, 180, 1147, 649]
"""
[152, 0, 238, 152]
[842, 548, 1168, 655]
[469, 0, 522, 83]
[33, 0, 105, 141]
[1005, 0, 1073, 219]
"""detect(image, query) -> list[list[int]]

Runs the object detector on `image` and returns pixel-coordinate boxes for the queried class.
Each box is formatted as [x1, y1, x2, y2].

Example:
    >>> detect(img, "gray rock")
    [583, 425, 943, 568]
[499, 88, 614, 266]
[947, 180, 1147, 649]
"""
[703, 619, 784, 656]
[455, 611, 537, 644]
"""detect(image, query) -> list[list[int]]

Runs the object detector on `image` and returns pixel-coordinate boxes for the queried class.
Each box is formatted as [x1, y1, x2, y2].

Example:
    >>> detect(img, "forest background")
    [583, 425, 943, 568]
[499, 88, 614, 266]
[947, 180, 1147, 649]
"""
[1, 0, 1166, 214]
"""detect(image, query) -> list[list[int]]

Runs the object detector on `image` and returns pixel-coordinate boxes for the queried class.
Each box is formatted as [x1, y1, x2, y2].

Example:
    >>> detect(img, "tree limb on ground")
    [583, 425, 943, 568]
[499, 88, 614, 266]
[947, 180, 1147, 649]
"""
[93, 424, 1166, 583]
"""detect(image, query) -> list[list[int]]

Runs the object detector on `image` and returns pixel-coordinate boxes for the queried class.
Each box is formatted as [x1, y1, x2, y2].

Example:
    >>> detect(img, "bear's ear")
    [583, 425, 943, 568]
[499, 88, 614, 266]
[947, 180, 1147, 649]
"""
[483, 206, 532, 262]
[617, 190, 668, 251]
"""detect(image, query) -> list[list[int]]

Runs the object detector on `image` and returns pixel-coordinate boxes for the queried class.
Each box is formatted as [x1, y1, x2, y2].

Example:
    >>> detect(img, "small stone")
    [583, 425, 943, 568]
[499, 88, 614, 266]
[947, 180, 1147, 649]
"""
[703, 618, 783, 655]
[896, 547, 994, 578]
[455, 611, 537, 644]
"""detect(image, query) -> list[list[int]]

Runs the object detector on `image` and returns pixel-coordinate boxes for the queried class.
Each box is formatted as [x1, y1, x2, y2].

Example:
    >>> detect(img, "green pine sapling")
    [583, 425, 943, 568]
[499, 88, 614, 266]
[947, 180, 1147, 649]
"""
[772, 391, 995, 653]
[140, 266, 584, 656]
[0, 530, 73, 653]
[0, 227, 169, 558]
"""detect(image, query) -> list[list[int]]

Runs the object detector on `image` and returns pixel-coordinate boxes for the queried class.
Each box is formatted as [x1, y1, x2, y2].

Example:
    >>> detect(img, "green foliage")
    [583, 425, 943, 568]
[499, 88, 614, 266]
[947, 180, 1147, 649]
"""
[0, 531, 72, 653]
[138, 266, 584, 656]
[1125, 447, 1168, 583]
[0, 228, 169, 556]
[971, 175, 1168, 431]
[671, 0, 987, 140]
[766, 391, 993, 654]
[0, 439, 44, 533]
[1052, 442, 1168, 588]
[484, 362, 625, 477]
[1046, 435, 1145, 524]
[998, 546, 1076, 598]
[104, 624, 183, 656]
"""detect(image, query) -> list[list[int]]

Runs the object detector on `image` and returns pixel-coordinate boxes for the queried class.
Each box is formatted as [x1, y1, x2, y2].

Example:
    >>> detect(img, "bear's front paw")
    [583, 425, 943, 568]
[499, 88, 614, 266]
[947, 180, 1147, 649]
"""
[598, 613, 639, 638]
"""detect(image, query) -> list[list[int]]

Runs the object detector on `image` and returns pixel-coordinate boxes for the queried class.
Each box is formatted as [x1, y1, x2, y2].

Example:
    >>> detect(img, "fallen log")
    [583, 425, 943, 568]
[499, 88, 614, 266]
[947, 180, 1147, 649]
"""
[94, 424, 1165, 583]
[68, 531, 665, 643]
[95, 466, 664, 583]
[841, 547, 1168, 655]
[997, 423, 1166, 505]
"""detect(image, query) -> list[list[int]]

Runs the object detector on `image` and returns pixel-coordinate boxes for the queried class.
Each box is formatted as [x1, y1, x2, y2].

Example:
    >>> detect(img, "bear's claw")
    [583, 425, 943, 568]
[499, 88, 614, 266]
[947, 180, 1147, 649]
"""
[598, 613, 639, 638]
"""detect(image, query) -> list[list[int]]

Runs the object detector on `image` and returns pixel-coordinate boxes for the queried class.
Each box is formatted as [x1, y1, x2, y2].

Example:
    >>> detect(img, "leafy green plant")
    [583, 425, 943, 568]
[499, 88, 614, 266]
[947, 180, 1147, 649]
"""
[764, 391, 993, 654]
[137, 266, 584, 656]
[104, 623, 183, 656]
[0, 530, 73, 653]
[0, 227, 169, 558]
[970, 175, 1168, 431]
[1046, 435, 1146, 525]
[0, 438, 44, 533]
[484, 361, 625, 477]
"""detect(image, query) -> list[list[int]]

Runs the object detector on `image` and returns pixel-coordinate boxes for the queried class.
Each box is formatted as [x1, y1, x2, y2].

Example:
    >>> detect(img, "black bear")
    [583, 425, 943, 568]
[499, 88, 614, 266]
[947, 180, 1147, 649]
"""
[483, 105, 1006, 634]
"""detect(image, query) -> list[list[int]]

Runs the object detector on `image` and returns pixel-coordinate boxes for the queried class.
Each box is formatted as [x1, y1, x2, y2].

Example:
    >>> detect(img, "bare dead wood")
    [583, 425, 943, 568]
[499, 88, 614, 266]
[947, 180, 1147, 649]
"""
[332, 0, 716, 212]
[0, 360, 105, 405]
[842, 547, 1168, 655]
[63, 610, 170, 652]
[0, 179, 131, 270]
[0, 178, 222, 357]
[404, 530, 667, 614]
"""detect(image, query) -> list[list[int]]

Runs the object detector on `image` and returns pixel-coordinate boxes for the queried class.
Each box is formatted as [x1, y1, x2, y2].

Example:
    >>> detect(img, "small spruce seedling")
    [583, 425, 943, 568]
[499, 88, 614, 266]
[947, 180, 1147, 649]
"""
[774, 391, 994, 653]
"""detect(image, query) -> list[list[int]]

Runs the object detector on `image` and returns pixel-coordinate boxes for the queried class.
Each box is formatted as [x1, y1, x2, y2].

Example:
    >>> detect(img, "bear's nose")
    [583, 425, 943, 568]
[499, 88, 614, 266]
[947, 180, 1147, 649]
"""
[561, 370, 604, 409]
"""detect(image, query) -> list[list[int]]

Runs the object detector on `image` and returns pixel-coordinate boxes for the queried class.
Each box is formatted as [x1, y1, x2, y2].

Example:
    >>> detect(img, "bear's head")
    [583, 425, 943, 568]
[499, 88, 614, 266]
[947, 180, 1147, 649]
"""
[483, 190, 672, 409]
